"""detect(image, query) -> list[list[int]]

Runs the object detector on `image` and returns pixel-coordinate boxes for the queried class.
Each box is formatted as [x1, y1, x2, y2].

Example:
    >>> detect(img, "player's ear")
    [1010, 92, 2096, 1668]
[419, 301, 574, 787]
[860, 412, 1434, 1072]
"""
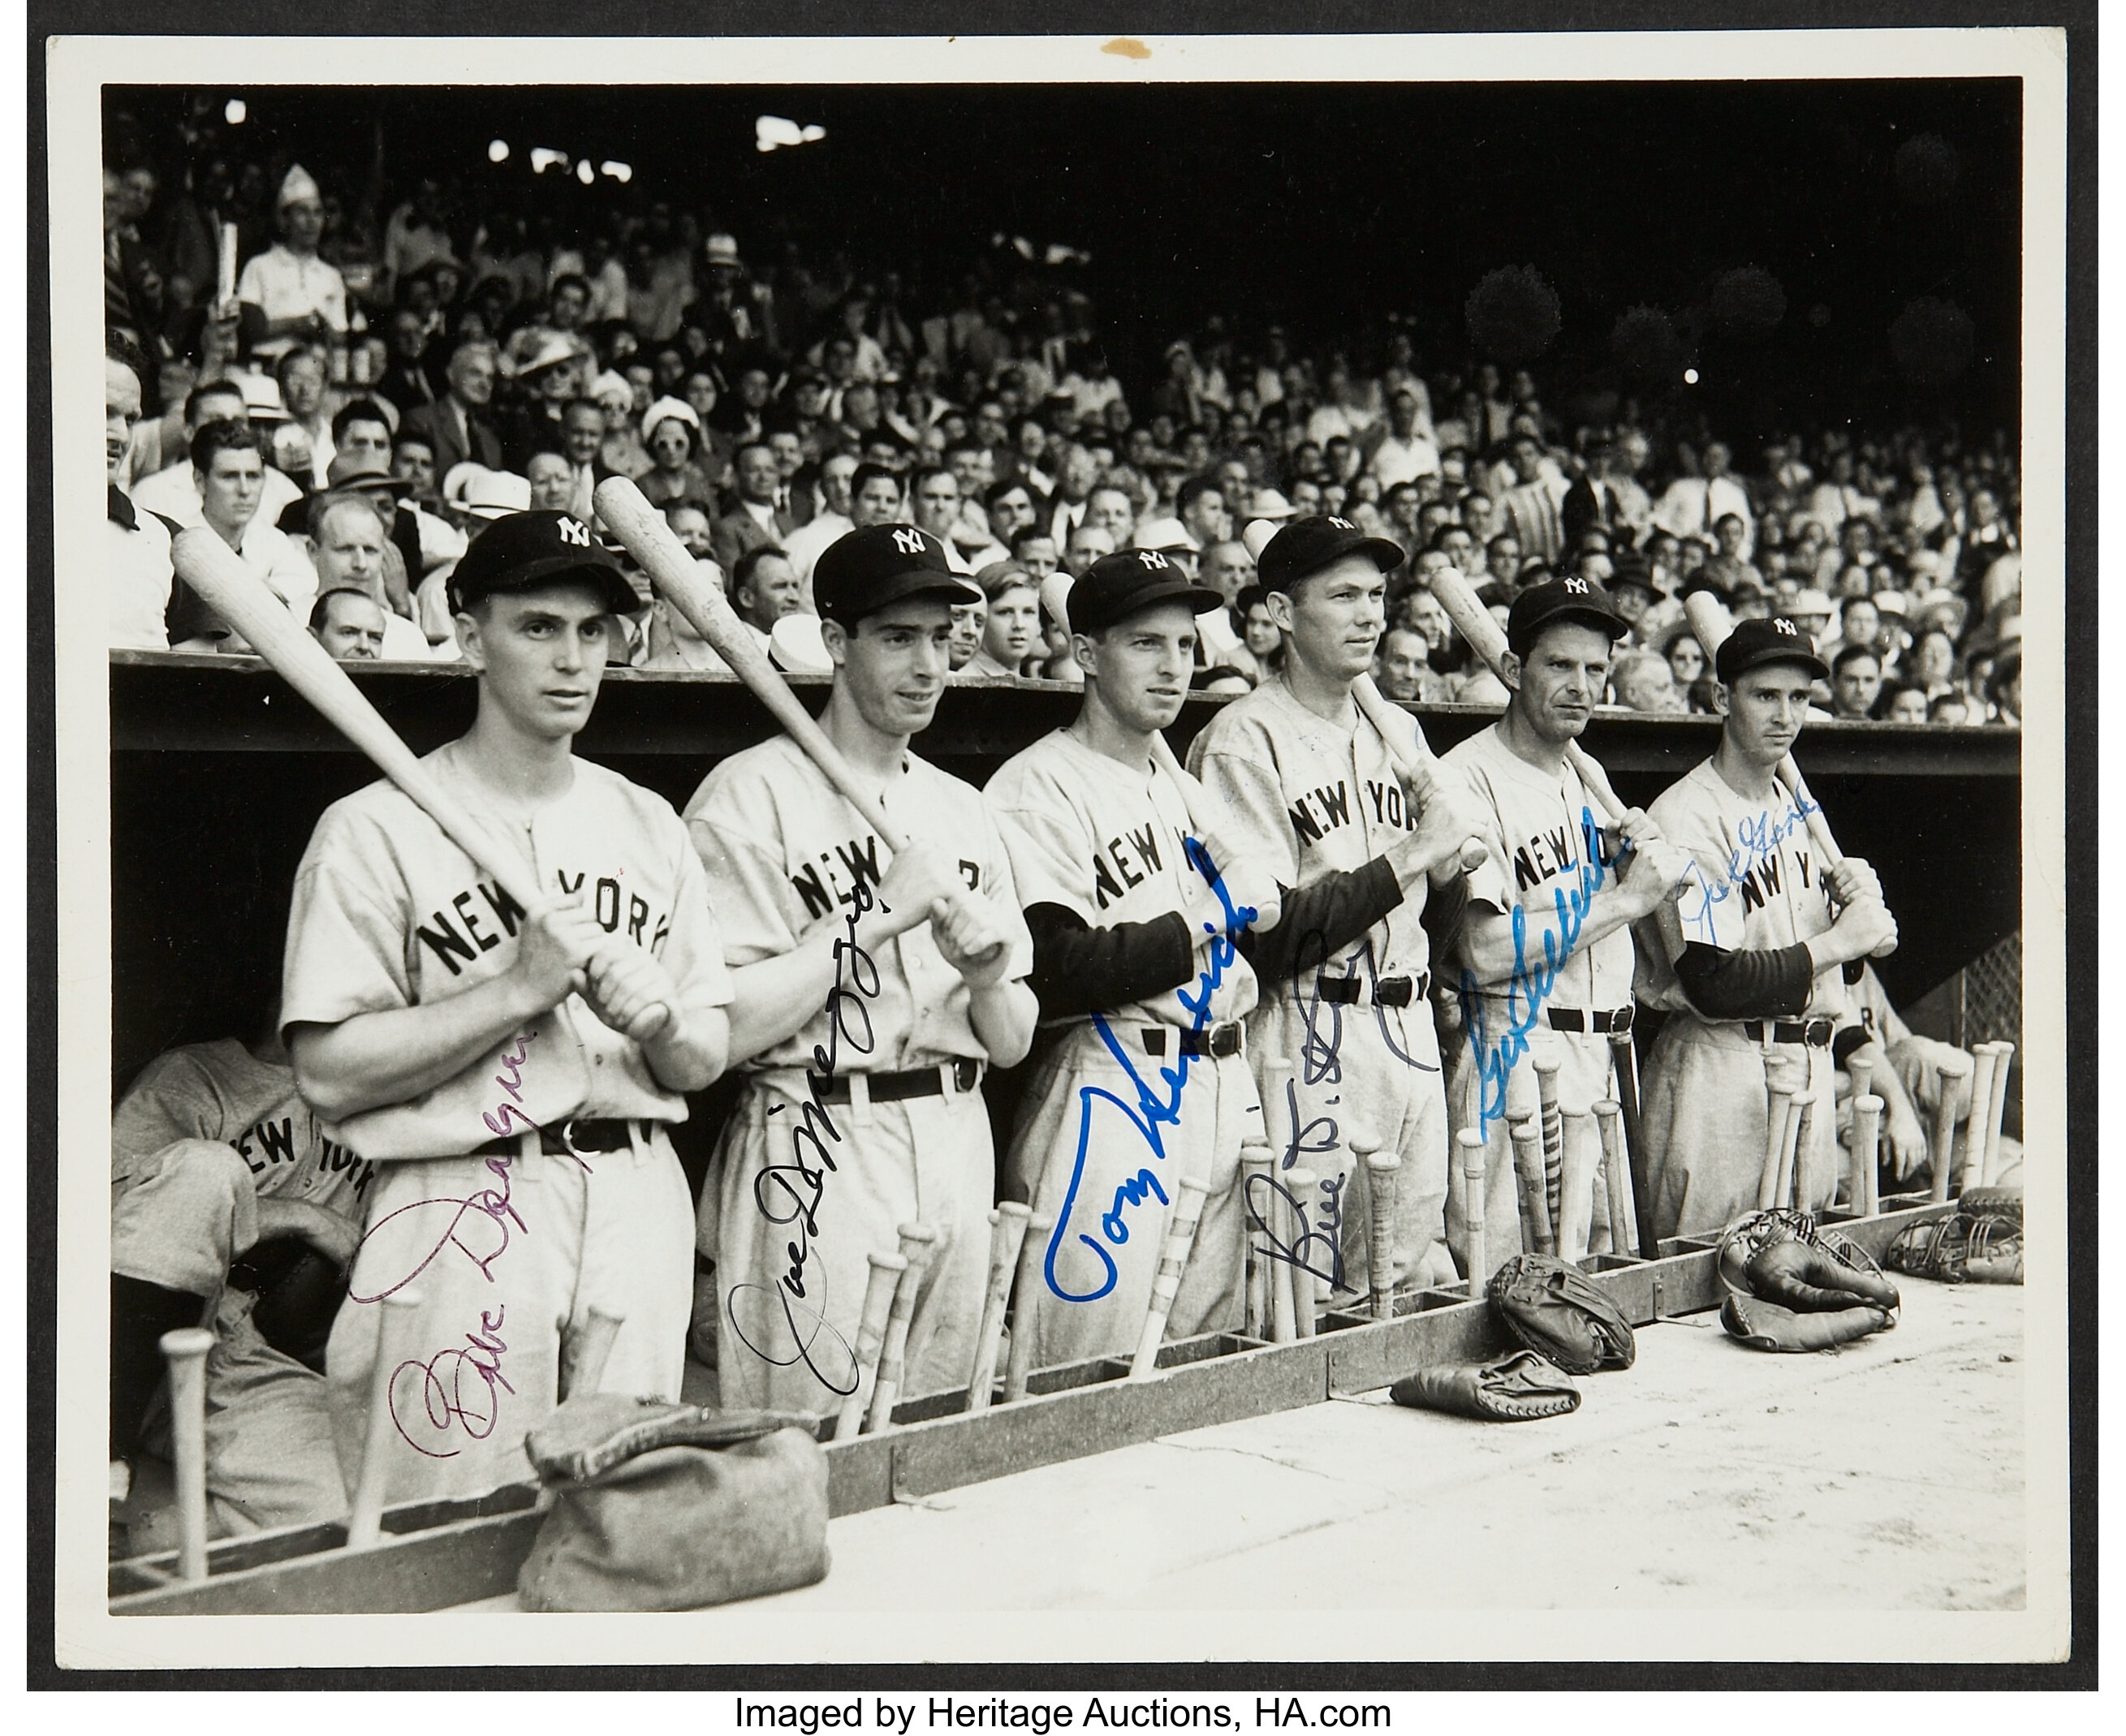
[1710, 679, 1731, 719]
[1263, 587, 1296, 635]
[819, 617, 850, 670]
[1068, 631, 1097, 679]
[1499, 649, 1523, 693]
[455, 608, 485, 670]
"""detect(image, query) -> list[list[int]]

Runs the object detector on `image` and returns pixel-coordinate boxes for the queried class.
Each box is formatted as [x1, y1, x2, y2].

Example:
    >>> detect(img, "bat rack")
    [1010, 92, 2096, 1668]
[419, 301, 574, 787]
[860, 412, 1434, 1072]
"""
[108, 1195, 1956, 1617]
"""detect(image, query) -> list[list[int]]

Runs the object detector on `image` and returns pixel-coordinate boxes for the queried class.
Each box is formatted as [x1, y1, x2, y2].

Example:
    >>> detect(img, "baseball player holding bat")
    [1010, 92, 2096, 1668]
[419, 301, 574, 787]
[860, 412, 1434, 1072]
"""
[1633, 614, 1900, 1238]
[681, 523, 1037, 1419]
[279, 510, 734, 1506]
[1437, 576, 1694, 1277]
[1188, 516, 1487, 1301]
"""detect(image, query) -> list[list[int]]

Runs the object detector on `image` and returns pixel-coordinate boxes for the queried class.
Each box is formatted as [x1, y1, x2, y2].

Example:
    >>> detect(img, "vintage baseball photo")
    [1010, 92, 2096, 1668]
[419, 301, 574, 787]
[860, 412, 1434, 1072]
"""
[45, 23, 2074, 1673]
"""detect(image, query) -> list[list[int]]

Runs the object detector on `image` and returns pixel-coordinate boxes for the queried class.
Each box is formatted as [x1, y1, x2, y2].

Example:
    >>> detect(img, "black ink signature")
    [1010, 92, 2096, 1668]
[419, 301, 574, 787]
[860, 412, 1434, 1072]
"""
[727, 876, 882, 1394]
[1244, 1169, 1353, 1296]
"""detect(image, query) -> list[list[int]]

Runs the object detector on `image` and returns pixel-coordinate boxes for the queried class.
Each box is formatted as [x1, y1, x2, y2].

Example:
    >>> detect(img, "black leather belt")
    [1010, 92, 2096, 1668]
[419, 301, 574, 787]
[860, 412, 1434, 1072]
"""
[1141, 1022, 1244, 1059]
[808, 1057, 981, 1104]
[475, 1117, 639, 1158]
[1745, 1018, 1835, 1047]
[1546, 1006, 1635, 1035]
[1317, 972, 1425, 1007]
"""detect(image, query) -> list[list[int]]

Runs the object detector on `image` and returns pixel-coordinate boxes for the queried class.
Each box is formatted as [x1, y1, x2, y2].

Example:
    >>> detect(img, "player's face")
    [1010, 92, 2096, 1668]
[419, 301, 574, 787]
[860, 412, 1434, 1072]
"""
[1274, 555, 1386, 683]
[462, 583, 611, 740]
[1084, 601, 1198, 734]
[1717, 662, 1817, 765]
[315, 595, 386, 660]
[984, 584, 1041, 666]
[834, 598, 955, 736]
[1508, 622, 1615, 743]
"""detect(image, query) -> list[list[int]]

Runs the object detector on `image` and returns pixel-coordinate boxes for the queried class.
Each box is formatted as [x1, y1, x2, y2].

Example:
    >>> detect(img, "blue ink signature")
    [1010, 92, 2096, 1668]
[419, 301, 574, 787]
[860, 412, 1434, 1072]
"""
[728, 877, 882, 1395]
[1457, 806, 1613, 1139]
[1675, 796, 1822, 945]
[1044, 838, 1256, 1303]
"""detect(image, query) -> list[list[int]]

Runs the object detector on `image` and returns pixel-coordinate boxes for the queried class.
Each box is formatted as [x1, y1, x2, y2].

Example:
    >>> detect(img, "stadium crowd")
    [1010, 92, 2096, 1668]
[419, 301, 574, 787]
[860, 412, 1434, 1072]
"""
[103, 148, 2024, 727]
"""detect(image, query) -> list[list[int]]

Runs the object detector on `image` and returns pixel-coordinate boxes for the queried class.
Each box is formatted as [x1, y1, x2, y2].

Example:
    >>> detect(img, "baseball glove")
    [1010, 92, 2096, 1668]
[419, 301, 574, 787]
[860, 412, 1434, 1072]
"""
[1487, 1253, 1637, 1375]
[1390, 1350, 1581, 1421]
[1716, 1209, 1899, 1352]
[1885, 1189, 2024, 1285]
[228, 1234, 348, 1372]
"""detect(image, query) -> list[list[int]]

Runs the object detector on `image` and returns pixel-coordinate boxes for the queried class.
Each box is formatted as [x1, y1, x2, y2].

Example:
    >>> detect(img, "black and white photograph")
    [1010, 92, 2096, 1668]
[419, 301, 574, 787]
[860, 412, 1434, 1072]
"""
[39, 15, 2081, 1680]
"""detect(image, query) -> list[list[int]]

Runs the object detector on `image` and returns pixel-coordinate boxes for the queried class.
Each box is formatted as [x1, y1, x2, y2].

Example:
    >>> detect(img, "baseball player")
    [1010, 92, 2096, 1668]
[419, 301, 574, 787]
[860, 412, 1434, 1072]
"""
[282, 510, 732, 1507]
[1189, 516, 1486, 1303]
[1437, 577, 1693, 1276]
[684, 523, 1037, 1419]
[988, 551, 1474, 1362]
[110, 1009, 376, 1542]
[1634, 615, 1900, 1238]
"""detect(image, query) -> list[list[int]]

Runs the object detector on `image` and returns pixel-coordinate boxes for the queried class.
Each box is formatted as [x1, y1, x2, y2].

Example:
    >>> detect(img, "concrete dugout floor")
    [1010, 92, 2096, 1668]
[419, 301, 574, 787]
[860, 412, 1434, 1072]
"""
[458, 1280, 2024, 1614]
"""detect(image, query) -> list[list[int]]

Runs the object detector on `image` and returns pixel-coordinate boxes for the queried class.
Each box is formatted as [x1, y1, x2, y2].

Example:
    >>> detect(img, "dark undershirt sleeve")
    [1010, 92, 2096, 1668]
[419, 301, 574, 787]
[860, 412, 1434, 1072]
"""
[1236, 857, 1406, 984]
[1671, 941, 1816, 1021]
[1024, 903, 1197, 1022]
[1831, 1024, 1870, 1068]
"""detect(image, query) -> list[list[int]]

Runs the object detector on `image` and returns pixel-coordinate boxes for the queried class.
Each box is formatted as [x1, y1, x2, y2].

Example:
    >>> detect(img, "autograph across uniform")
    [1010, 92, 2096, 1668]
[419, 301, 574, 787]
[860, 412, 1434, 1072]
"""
[687, 734, 1033, 1418]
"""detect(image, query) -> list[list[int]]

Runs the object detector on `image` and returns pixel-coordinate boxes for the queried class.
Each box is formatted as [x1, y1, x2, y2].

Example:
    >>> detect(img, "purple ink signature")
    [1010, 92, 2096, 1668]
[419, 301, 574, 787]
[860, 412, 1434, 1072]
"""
[389, 1305, 512, 1458]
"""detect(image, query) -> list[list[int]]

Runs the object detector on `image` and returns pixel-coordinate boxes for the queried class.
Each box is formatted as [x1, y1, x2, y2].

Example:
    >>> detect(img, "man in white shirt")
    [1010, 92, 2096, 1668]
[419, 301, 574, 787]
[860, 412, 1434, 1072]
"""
[304, 494, 445, 660]
[1365, 387, 1443, 489]
[1654, 441, 1755, 554]
[1498, 433, 1572, 567]
[779, 452, 859, 593]
[106, 344, 175, 649]
[172, 421, 317, 647]
[132, 378, 305, 530]
[1174, 476, 1231, 554]
[237, 166, 348, 366]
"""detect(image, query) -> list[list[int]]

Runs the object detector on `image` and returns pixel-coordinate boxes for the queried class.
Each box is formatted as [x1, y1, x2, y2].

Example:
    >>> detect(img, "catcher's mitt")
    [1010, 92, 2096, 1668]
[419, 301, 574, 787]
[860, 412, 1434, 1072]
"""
[1488, 1253, 1636, 1374]
[1885, 1189, 2023, 1285]
[1390, 1350, 1581, 1422]
[1716, 1209, 1898, 1352]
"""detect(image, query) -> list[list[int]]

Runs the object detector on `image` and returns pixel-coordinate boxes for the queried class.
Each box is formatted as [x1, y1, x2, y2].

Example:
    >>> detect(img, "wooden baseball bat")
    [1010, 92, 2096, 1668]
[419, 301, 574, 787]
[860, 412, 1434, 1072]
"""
[1261, 1058, 1295, 1165]
[559, 1305, 624, 1402]
[1533, 1049, 1565, 1232]
[1410, 558, 1628, 825]
[1002, 1209, 1054, 1402]
[1456, 1129, 1487, 1294]
[346, 1290, 420, 1550]
[1607, 1031, 1658, 1260]
[1359, 1135, 1399, 1319]
[159, 1327, 216, 1581]
[1558, 1109, 1595, 1262]
[1682, 590, 1895, 958]
[866, 1222, 940, 1432]
[1930, 1054, 1972, 1203]
[1960, 1045, 2000, 1198]
[1240, 1144, 1273, 1338]
[966, 1203, 1032, 1411]
[1847, 1052, 1874, 1117]
[1795, 1090, 1826, 1211]
[1851, 1093, 1883, 1219]
[1775, 1091, 1811, 1212]
[1268, 1219, 1298, 1343]
[1508, 1115, 1554, 1255]
[1593, 1100, 1632, 1259]
[1130, 1176, 1211, 1376]
[1759, 1062, 1797, 1211]
[835, 1251, 907, 1440]
[1980, 1040, 2016, 1187]
[1283, 1167, 1318, 1338]
[170, 526, 674, 1034]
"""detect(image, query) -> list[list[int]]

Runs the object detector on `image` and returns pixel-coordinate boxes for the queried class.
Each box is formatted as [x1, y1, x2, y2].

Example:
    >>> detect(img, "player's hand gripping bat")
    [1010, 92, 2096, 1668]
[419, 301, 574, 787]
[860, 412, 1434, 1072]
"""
[170, 527, 674, 1035]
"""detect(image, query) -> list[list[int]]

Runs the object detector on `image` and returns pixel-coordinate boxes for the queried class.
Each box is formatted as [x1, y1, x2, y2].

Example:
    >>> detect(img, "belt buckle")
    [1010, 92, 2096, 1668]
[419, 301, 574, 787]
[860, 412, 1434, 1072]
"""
[1210, 1022, 1243, 1060]
[1611, 1006, 1635, 1035]
[946, 1057, 980, 1094]
[1804, 1018, 1834, 1047]
[1374, 976, 1412, 1009]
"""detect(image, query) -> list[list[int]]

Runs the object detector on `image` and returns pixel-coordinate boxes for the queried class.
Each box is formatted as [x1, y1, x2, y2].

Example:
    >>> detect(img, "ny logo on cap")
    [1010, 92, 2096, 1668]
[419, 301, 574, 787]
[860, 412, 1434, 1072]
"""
[1136, 549, 1170, 570]
[557, 516, 592, 547]
[891, 527, 927, 556]
[1774, 618, 1799, 635]
[1330, 516, 1356, 531]
[1563, 576, 1589, 593]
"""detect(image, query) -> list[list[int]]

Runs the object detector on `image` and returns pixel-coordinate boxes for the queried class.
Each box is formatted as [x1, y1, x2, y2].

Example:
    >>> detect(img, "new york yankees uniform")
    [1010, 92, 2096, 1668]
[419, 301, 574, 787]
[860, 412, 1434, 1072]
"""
[1635, 760, 1850, 1238]
[985, 727, 1258, 1368]
[282, 741, 731, 1505]
[1438, 725, 1628, 1273]
[112, 1040, 377, 1534]
[1189, 679, 1455, 1301]
[685, 734, 1034, 1419]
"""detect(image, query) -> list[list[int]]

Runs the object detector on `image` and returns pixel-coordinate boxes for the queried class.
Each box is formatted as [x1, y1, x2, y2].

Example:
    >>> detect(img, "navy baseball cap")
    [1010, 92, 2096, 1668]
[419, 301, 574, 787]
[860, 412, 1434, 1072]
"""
[1506, 574, 1629, 657]
[1254, 514, 1407, 593]
[1069, 548, 1226, 637]
[447, 510, 640, 616]
[1717, 615, 1831, 683]
[811, 523, 981, 628]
